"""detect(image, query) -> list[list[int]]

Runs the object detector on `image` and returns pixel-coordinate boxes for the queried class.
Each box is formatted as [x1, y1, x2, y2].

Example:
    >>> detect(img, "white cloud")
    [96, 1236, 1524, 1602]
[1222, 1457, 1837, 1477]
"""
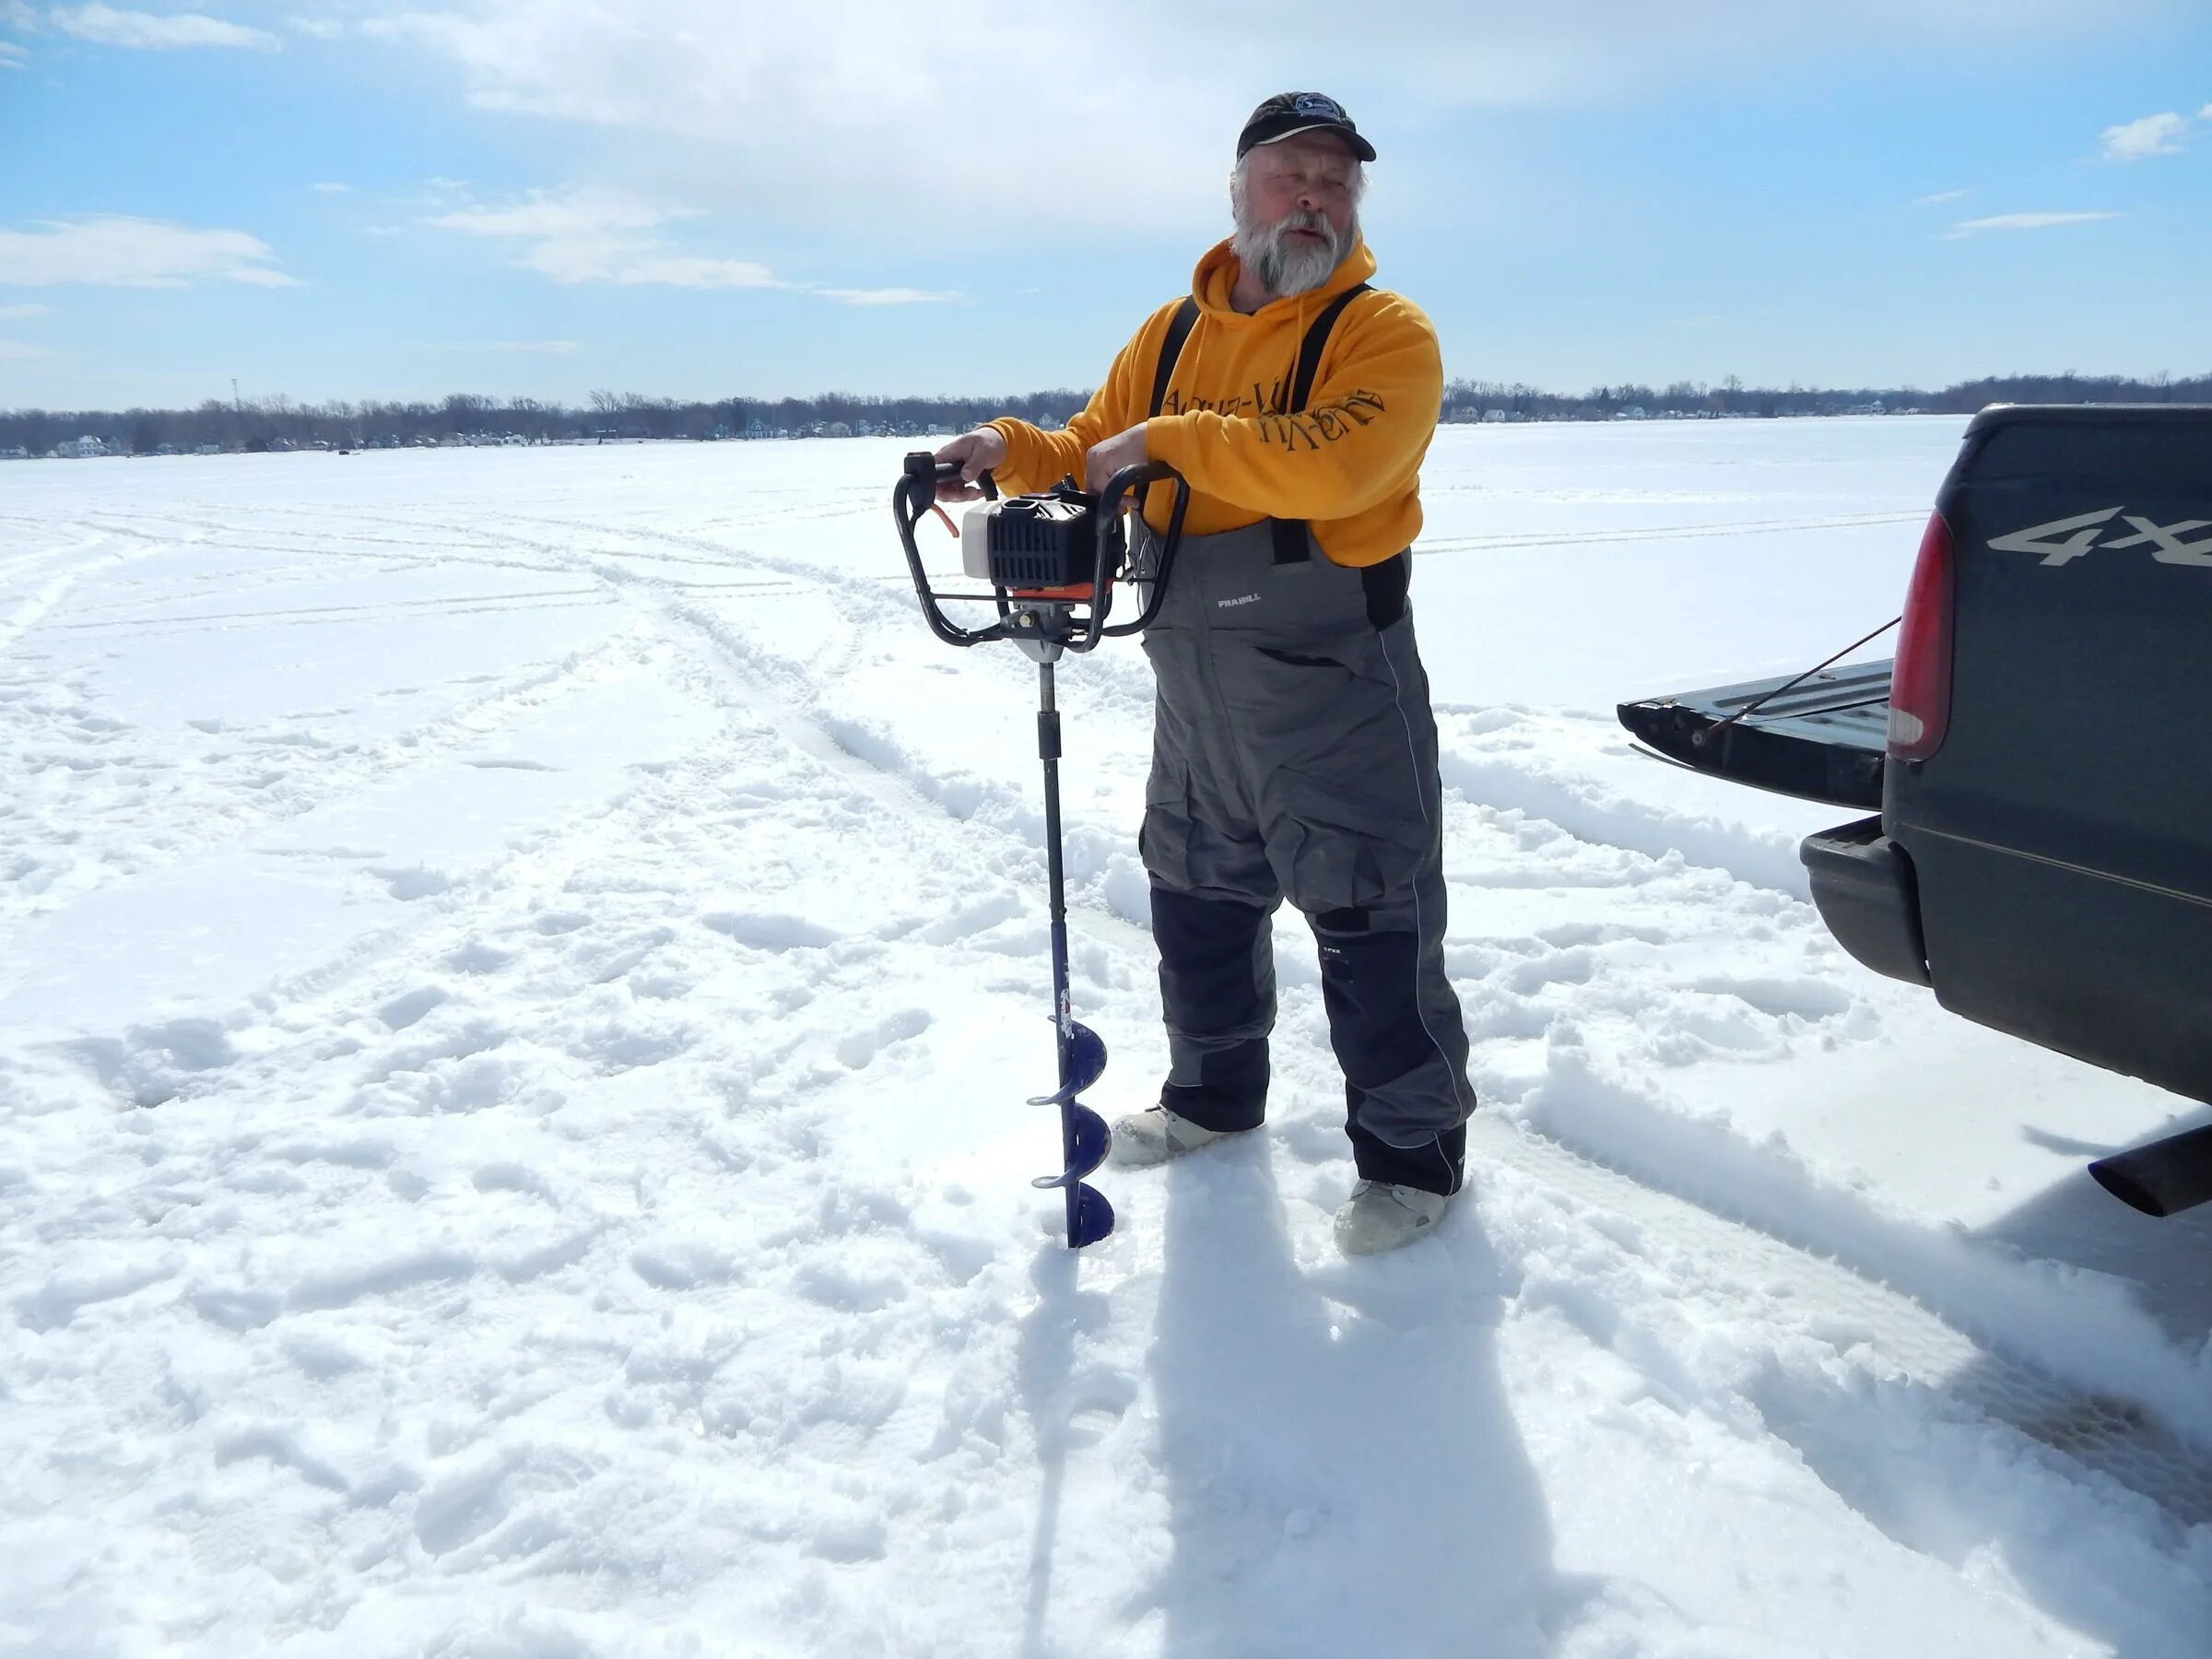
[1940, 210, 2122, 240]
[2100, 112, 2190, 160]
[2201, 103, 2212, 121]
[1915, 188, 1969, 206]
[0, 216, 296, 287]
[312, 181, 349, 194]
[49, 4, 281, 52]
[0, 301, 53, 316]
[416, 191, 725, 289]
[429, 188, 671, 241]
[348, 0, 2149, 238]
[0, 40, 27, 67]
[0, 340, 60, 359]
[428, 186, 778, 288]
[424, 184, 954, 302]
[286, 14, 342, 40]
[819, 288, 961, 306]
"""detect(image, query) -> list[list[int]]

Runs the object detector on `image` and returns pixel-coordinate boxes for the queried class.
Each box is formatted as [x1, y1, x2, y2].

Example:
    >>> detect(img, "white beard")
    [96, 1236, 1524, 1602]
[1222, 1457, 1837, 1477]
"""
[1232, 206, 1353, 300]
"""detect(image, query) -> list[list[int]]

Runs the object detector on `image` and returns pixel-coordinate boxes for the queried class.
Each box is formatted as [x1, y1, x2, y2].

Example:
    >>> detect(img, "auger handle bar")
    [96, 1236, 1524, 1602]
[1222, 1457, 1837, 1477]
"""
[894, 452, 1190, 653]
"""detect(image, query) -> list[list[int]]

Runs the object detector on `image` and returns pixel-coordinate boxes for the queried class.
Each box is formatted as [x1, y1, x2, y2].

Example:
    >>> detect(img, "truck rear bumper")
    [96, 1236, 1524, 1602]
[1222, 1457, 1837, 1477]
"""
[1800, 817, 1933, 988]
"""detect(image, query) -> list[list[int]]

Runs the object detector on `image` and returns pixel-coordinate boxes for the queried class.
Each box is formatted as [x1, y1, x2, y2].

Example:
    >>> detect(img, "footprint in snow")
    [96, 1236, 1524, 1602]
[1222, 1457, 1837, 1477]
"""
[920, 892, 1022, 946]
[373, 865, 453, 901]
[66, 1018, 236, 1107]
[700, 911, 841, 950]
[629, 1241, 738, 1290]
[1064, 1369, 1139, 1445]
[191, 1286, 282, 1333]
[1690, 974, 1853, 1021]
[794, 1260, 907, 1312]
[412, 1453, 515, 1556]
[377, 986, 448, 1030]
[286, 1247, 476, 1312]
[473, 1161, 555, 1202]
[269, 1136, 395, 1171]
[835, 1008, 932, 1070]
[1504, 947, 1600, 995]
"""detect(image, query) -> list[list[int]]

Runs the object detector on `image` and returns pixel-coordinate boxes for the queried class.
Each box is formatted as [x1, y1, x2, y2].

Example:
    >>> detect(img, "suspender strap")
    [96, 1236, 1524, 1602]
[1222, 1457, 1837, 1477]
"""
[1273, 281, 1372, 566]
[1268, 514, 1315, 567]
[1148, 298, 1200, 419]
[1288, 283, 1371, 417]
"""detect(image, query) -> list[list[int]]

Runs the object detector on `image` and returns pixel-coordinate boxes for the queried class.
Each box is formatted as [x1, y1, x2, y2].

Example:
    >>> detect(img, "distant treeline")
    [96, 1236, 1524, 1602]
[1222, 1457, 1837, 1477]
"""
[0, 388, 1088, 456]
[1438, 370, 2212, 423]
[5, 371, 2208, 455]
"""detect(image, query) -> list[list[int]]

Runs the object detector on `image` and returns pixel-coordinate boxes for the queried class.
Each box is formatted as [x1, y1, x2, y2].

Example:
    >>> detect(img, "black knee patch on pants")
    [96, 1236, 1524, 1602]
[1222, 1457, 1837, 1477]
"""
[1315, 926, 1437, 1092]
[1152, 885, 1273, 1132]
[1348, 1121, 1465, 1196]
[1161, 1041, 1269, 1134]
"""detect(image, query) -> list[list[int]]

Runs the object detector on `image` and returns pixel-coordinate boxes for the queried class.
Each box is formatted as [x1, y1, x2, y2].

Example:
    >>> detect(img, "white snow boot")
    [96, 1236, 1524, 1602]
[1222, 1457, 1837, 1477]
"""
[1109, 1103, 1241, 1168]
[1333, 1180, 1452, 1255]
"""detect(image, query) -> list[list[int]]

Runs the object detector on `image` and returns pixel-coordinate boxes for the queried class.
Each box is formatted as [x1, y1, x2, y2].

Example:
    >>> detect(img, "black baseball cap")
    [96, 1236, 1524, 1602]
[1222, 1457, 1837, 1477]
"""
[1236, 91, 1376, 163]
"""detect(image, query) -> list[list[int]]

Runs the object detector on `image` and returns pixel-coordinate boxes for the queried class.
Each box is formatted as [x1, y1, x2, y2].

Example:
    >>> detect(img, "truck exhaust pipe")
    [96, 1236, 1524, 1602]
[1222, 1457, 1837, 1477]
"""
[2088, 1122, 2212, 1218]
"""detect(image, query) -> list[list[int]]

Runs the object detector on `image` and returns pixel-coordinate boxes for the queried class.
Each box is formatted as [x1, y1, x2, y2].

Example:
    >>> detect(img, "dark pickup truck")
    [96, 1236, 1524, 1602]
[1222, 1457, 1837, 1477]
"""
[1619, 406, 2212, 1216]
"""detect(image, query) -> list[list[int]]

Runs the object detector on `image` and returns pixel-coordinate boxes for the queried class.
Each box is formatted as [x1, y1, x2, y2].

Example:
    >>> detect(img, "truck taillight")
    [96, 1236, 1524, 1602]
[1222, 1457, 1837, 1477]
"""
[1888, 510, 1956, 762]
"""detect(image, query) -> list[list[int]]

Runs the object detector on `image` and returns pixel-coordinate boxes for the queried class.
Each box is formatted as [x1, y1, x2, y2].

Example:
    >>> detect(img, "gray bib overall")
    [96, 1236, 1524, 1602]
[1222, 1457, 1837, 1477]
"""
[1135, 291, 1475, 1193]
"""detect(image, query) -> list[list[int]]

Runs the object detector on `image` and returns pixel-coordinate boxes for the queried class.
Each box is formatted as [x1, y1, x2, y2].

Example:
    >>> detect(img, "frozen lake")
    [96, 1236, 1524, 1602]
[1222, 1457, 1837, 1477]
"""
[4, 422, 2208, 1655]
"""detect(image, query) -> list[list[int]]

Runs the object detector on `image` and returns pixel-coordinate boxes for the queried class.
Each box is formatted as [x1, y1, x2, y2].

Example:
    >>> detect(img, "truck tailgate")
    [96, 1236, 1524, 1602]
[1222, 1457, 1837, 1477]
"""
[1618, 659, 1891, 810]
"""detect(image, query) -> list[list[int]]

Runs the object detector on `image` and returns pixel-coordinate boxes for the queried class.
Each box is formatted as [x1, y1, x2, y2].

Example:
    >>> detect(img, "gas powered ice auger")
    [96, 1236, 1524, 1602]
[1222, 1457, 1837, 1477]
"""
[893, 452, 1191, 1247]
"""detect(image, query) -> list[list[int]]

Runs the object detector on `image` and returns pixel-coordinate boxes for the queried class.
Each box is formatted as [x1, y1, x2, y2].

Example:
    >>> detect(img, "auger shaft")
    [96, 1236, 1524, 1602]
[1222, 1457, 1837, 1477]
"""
[1036, 660, 1081, 1245]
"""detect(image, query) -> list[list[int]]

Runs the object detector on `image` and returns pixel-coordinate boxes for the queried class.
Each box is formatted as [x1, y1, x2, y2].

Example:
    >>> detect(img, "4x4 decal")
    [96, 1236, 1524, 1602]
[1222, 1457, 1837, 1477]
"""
[1990, 507, 2212, 567]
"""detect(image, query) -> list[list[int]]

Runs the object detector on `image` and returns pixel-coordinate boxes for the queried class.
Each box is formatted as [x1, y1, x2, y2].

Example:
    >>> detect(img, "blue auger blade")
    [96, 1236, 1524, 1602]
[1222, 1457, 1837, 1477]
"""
[1030, 1103, 1111, 1190]
[1067, 1182, 1115, 1248]
[1023, 1020, 1108, 1108]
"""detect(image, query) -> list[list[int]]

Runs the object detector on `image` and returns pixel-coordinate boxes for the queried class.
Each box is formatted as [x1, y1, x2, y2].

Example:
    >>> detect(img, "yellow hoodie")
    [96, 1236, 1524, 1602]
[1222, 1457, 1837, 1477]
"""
[986, 238, 1442, 568]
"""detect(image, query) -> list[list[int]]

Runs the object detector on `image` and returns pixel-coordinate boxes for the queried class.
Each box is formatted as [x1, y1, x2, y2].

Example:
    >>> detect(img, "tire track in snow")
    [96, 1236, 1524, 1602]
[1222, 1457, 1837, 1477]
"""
[47, 587, 616, 639]
[0, 627, 657, 929]
[3, 491, 726, 937]
[2, 647, 724, 1115]
[0, 527, 182, 651]
[1472, 1110, 2212, 1530]
[564, 524, 1165, 945]
[1438, 746, 1814, 899]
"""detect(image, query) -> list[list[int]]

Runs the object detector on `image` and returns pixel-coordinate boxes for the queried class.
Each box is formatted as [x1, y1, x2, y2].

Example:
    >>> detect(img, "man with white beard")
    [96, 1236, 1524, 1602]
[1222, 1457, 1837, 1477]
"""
[935, 92, 1473, 1255]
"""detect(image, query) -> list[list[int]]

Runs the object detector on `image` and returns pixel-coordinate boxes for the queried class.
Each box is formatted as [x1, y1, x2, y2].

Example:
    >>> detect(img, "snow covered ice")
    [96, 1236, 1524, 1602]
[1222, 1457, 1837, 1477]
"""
[4, 420, 2210, 1656]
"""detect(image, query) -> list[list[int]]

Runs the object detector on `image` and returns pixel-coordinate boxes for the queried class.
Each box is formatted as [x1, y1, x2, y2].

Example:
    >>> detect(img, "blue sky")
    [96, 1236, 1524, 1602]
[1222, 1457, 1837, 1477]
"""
[1, 1, 2207, 410]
